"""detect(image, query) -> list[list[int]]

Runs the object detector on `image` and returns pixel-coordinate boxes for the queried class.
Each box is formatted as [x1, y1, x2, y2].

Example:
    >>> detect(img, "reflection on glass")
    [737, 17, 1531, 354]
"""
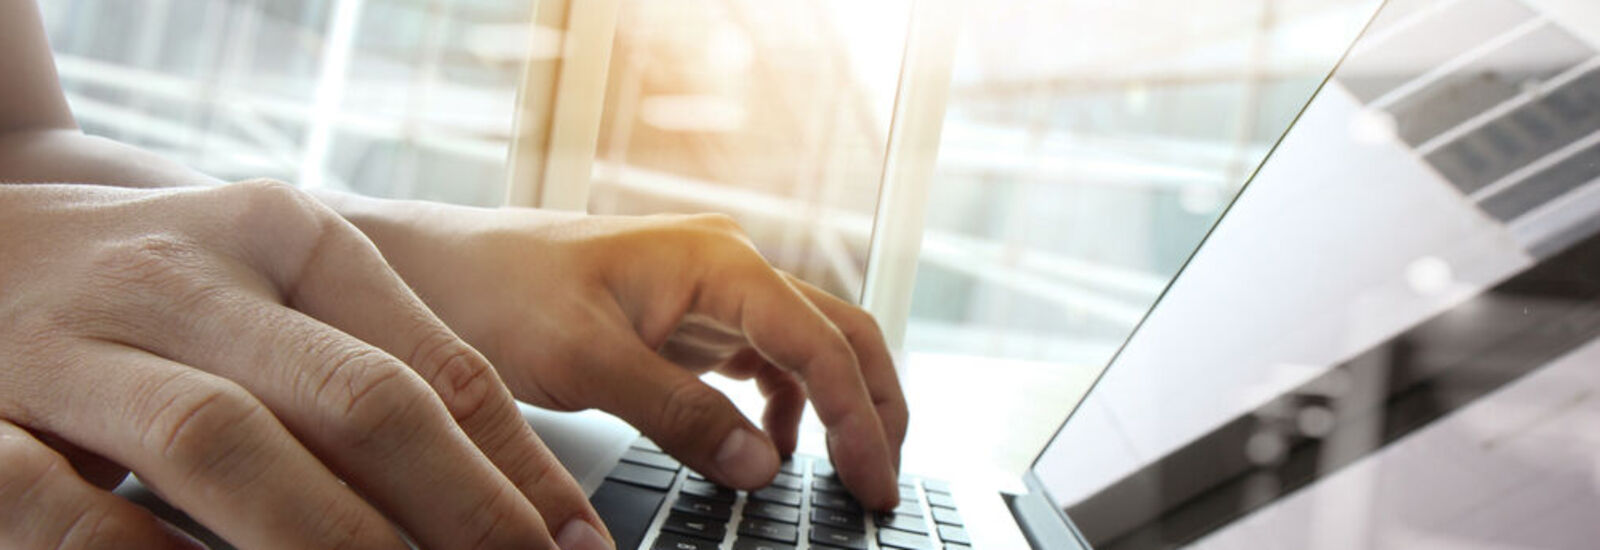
[41, 0, 529, 206]
[587, 0, 911, 300]
[1038, 0, 1600, 548]
[900, 0, 1379, 478]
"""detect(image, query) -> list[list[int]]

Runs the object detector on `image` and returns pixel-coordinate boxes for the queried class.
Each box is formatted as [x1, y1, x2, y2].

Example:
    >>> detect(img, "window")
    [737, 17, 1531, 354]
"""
[42, 0, 533, 206]
[584, 0, 912, 301]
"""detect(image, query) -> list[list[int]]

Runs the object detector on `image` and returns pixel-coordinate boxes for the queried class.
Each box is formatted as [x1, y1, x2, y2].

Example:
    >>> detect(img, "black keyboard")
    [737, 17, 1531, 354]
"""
[590, 438, 973, 550]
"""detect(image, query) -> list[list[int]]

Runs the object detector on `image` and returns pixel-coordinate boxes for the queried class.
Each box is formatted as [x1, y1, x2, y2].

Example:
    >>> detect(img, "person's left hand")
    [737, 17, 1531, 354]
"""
[334, 199, 908, 510]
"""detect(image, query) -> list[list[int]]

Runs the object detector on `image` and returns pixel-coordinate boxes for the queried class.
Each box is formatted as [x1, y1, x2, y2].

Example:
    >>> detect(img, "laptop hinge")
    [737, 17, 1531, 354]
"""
[1006, 472, 1092, 550]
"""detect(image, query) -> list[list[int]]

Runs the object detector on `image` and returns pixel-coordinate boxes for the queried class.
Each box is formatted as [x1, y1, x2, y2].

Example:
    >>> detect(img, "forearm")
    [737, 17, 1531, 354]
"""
[0, 126, 558, 317]
[1, 0, 217, 189]
[0, 128, 223, 188]
[0, 128, 434, 262]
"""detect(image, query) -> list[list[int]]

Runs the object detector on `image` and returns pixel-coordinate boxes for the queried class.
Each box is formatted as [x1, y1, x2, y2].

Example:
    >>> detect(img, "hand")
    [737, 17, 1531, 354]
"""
[0, 182, 611, 549]
[345, 203, 909, 510]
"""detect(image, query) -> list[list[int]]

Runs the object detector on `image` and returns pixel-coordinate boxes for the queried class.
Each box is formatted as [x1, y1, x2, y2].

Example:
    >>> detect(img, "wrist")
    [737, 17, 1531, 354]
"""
[310, 190, 440, 258]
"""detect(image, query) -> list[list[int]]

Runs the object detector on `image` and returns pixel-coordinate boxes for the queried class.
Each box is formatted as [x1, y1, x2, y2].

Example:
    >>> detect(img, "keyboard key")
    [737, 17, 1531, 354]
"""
[769, 472, 802, 491]
[652, 532, 719, 550]
[678, 479, 736, 503]
[750, 486, 802, 507]
[875, 512, 929, 535]
[744, 500, 801, 524]
[662, 511, 727, 541]
[778, 457, 808, 475]
[922, 479, 951, 495]
[672, 493, 733, 521]
[738, 518, 799, 544]
[812, 475, 848, 494]
[810, 507, 863, 531]
[622, 448, 682, 471]
[927, 492, 957, 510]
[810, 491, 861, 514]
[892, 500, 923, 517]
[590, 480, 667, 550]
[631, 437, 663, 452]
[937, 525, 971, 545]
[899, 477, 917, 490]
[734, 537, 797, 550]
[878, 527, 934, 550]
[809, 524, 868, 550]
[687, 470, 706, 481]
[900, 485, 921, 502]
[607, 462, 677, 490]
[931, 507, 963, 526]
[943, 544, 972, 550]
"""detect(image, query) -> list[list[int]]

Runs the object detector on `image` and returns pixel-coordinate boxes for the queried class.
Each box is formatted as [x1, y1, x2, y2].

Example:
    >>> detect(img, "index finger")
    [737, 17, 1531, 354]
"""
[697, 263, 900, 510]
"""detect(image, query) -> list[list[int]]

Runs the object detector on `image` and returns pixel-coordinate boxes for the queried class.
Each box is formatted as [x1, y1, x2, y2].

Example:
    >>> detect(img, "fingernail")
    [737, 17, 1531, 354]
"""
[556, 520, 610, 550]
[716, 428, 778, 487]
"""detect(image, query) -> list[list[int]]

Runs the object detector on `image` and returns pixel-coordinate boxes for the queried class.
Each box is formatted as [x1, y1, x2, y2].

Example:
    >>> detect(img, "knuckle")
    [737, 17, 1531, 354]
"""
[850, 309, 883, 337]
[657, 381, 728, 440]
[413, 335, 503, 427]
[227, 179, 317, 219]
[676, 214, 756, 252]
[56, 504, 123, 550]
[0, 432, 61, 499]
[883, 396, 909, 432]
[521, 453, 565, 494]
[804, 340, 859, 381]
[140, 374, 265, 481]
[460, 488, 545, 550]
[312, 500, 397, 550]
[688, 212, 743, 233]
[220, 179, 339, 250]
[316, 350, 428, 454]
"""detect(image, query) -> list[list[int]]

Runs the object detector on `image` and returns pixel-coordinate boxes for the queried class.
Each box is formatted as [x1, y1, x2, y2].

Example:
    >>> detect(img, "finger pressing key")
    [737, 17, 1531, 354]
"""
[693, 265, 900, 510]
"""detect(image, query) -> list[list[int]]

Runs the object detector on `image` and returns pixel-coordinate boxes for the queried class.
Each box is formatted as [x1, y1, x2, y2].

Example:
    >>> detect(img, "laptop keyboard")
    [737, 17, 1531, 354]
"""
[590, 438, 973, 550]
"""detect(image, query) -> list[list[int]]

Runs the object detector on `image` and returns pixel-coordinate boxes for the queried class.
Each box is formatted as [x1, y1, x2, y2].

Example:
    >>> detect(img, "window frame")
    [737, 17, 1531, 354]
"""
[860, 0, 961, 357]
[504, 0, 621, 211]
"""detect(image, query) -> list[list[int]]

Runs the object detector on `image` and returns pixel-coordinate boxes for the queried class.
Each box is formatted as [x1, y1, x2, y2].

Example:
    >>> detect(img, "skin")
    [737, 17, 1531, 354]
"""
[0, 1, 908, 549]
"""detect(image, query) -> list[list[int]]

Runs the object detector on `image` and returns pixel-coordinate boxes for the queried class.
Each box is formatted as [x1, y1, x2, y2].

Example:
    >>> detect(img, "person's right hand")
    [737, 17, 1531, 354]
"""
[0, 182, 611, 550]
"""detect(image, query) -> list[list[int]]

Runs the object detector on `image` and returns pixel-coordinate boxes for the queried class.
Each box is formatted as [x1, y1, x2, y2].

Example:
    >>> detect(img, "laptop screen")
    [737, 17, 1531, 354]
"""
[1031, 0, 1600, 547]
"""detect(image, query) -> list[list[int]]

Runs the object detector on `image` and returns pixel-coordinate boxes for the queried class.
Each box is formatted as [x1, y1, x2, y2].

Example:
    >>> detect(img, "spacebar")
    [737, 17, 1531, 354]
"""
[590, 480, 667, 550]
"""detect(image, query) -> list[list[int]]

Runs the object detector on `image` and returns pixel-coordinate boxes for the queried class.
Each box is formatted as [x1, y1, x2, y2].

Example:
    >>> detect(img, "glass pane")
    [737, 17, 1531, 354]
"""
[41, 0, 534, 206]
[1043, 0, 1600, 547]
[900, 0, 1380, 478]
[587, 0, 912, 300]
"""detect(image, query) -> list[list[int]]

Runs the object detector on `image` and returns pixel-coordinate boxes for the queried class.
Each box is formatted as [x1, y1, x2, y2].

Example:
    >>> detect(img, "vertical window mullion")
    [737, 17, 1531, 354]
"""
[505, 0, 619, 210]
[862, 0, 962, 362]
